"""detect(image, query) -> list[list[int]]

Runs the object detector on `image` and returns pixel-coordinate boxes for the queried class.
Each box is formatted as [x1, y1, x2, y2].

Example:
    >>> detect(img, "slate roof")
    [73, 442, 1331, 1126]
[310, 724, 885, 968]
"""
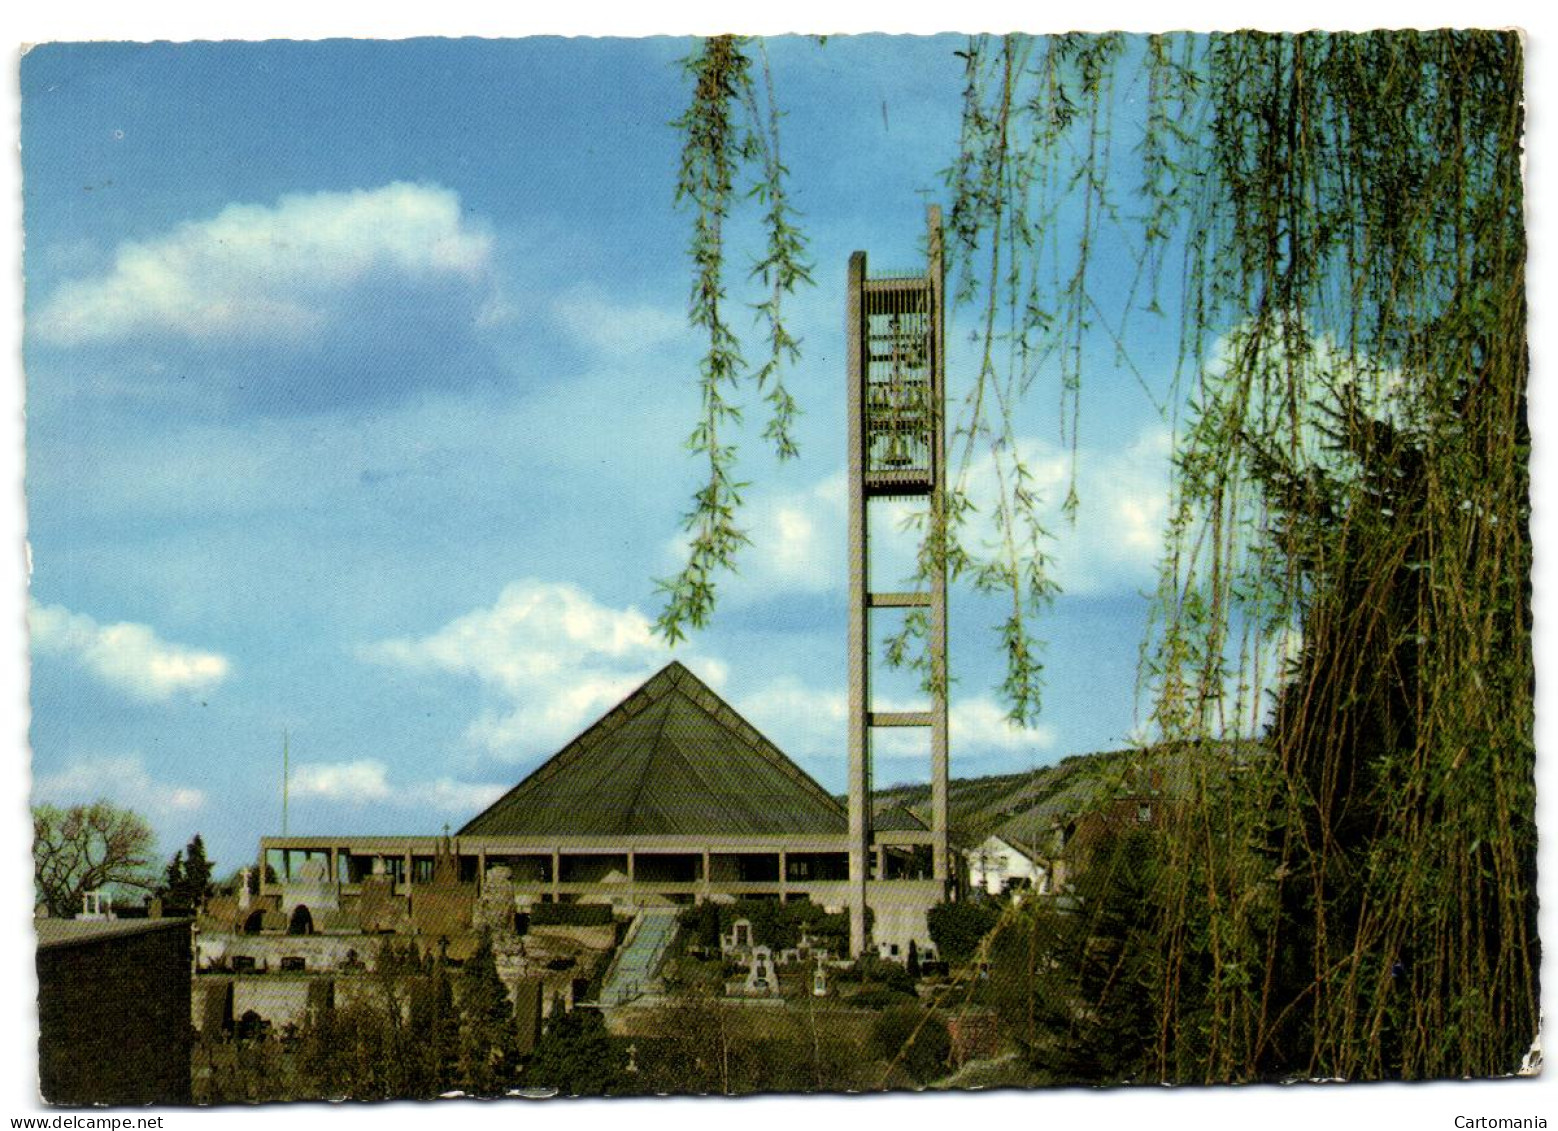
[459, 662, 848, 838]
[873, 802, 929, 832]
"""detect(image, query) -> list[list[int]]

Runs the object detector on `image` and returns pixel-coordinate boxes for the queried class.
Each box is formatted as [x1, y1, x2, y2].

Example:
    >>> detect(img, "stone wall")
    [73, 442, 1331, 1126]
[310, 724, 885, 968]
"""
[865, 880, 941, 957]
[197, 932, 370, 973]
[232, 979, 313, 1031]
[410, 886, 475, 939]
[37, 921, 193, 1104]
[525, 923, 617, 952]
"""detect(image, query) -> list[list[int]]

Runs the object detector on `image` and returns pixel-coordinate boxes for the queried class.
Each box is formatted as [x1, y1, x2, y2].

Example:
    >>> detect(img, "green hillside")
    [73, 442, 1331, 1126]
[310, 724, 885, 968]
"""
[864, 740, 1263, 850]
[865, 746, 1139, 847]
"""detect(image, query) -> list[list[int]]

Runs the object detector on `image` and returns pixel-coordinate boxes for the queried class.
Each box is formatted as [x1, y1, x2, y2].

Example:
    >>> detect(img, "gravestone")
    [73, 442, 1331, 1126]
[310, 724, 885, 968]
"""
[722, 917, 754, 954]
[744, 945, 778, 995]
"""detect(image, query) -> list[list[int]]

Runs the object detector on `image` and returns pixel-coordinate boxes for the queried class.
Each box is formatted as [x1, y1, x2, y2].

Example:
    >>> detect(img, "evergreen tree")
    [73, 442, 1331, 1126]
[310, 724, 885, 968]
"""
[161, 834, 215, 917]
[926, 901, 1000, 964]
[695, 900, 721, 951]
[162, 851, 184, 910]
[456, 931, 516, 1094]
[409, 954, 459, 1096]
[526, 1007, 625, 1096]
[183, 834, 213, 902]
[1057, 829, 1162, 1082]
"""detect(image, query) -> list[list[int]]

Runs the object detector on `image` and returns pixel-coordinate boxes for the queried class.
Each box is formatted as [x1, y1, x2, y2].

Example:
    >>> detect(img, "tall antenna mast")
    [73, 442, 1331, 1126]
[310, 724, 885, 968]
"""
[282, 729, 289, 838]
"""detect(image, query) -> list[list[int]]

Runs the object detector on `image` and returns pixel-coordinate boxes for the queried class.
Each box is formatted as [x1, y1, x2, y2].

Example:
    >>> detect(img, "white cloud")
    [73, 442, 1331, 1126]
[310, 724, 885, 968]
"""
[551, 285, 686, 361]
[770, 505, 824, 580]
[660, 472, 880, 601]
[29, 600, 230, 701]
[33, 755, 207, 816]
[739, 677, 1052, 768]
[740, 678, 848, 755]
[35, 182, 494, 345]
[737, 475, 848, 594]
[408, 778, 509, 815]
[461, 672, 656, 754]
[365, 579, 657, 690]
[948, 425, 1173, 598]
[289, 760, 392, 803]
[362, 579, 723, 760]
[288, 760, 505, 814]
[949, 698, 1055, 753]
[662, 423, 1176, 608]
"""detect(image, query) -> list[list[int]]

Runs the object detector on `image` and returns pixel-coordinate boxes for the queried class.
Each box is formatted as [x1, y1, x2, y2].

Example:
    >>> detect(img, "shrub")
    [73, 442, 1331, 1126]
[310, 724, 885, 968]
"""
[870, 1004, 951, 1084]
[529, 902, 615, 927]
[926, 901, 1001, 963]
[853, 953, 917, 994]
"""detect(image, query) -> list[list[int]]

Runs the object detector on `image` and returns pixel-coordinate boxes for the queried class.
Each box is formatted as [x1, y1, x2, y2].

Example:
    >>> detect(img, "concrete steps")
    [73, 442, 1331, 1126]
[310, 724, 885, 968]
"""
[599, 909, 679, 1007]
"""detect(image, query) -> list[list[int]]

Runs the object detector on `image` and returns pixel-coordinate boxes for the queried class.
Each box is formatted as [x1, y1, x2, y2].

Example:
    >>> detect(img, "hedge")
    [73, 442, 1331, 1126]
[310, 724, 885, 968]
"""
[528, 902, 615, 927]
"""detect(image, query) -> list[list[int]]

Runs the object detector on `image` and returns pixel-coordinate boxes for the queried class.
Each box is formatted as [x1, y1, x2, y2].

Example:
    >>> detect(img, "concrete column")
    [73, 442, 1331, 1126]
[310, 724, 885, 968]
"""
[928, 205, 950, 884]
[551, 850, 561, 900]
[846, 248, 871, 958]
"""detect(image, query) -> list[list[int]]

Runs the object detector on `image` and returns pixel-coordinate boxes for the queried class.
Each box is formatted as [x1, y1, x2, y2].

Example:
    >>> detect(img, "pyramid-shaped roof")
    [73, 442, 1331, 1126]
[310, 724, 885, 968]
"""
[459, 662, 847, 838]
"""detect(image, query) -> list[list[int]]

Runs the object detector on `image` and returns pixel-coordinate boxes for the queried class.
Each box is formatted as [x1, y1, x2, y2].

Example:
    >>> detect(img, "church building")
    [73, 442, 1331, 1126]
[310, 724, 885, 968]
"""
[254, 661, 945, 957]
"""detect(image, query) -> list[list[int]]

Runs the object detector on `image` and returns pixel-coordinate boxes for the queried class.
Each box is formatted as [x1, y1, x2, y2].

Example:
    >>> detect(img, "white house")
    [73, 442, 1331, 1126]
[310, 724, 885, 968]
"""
[965, 834, 1048, 897]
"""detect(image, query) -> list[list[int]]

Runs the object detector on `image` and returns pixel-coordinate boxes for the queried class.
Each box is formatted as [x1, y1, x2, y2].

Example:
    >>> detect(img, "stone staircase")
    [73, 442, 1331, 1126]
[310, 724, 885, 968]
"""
[599, 907, 680, 1007]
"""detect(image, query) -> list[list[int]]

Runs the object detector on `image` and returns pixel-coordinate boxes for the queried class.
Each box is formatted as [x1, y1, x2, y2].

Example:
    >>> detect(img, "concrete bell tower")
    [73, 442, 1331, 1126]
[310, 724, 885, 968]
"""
[846, 206, 950, 956]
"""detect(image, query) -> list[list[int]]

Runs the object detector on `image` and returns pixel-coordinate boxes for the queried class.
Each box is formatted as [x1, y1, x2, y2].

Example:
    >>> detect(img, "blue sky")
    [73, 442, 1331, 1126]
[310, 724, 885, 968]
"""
[18, 36, 1314, 875]
[8, 8, 1556, 1128]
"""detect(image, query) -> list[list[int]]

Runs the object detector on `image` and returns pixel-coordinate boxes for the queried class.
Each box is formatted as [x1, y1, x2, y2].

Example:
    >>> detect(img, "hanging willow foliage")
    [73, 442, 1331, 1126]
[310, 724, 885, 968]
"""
[659, 35, 813, 644]
[1143, 30, 1533, 1082]
[668, 29, 1530, 1081]
[943, 28, 1530, 1082]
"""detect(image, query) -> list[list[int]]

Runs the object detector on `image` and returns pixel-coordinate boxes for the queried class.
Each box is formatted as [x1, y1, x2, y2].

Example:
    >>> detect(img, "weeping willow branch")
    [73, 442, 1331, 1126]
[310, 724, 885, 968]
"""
[745, 39, 812, 458]
[657, 35, 812, 644]
[1143, 30, 1531, 1081]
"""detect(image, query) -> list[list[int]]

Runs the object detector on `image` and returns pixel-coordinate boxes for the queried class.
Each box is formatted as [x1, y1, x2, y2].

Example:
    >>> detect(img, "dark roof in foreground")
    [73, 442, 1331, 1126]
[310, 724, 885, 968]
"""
[36, 918, 191, 950]
[459, 662, 848, 838]
[873, 802, 929, 832]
